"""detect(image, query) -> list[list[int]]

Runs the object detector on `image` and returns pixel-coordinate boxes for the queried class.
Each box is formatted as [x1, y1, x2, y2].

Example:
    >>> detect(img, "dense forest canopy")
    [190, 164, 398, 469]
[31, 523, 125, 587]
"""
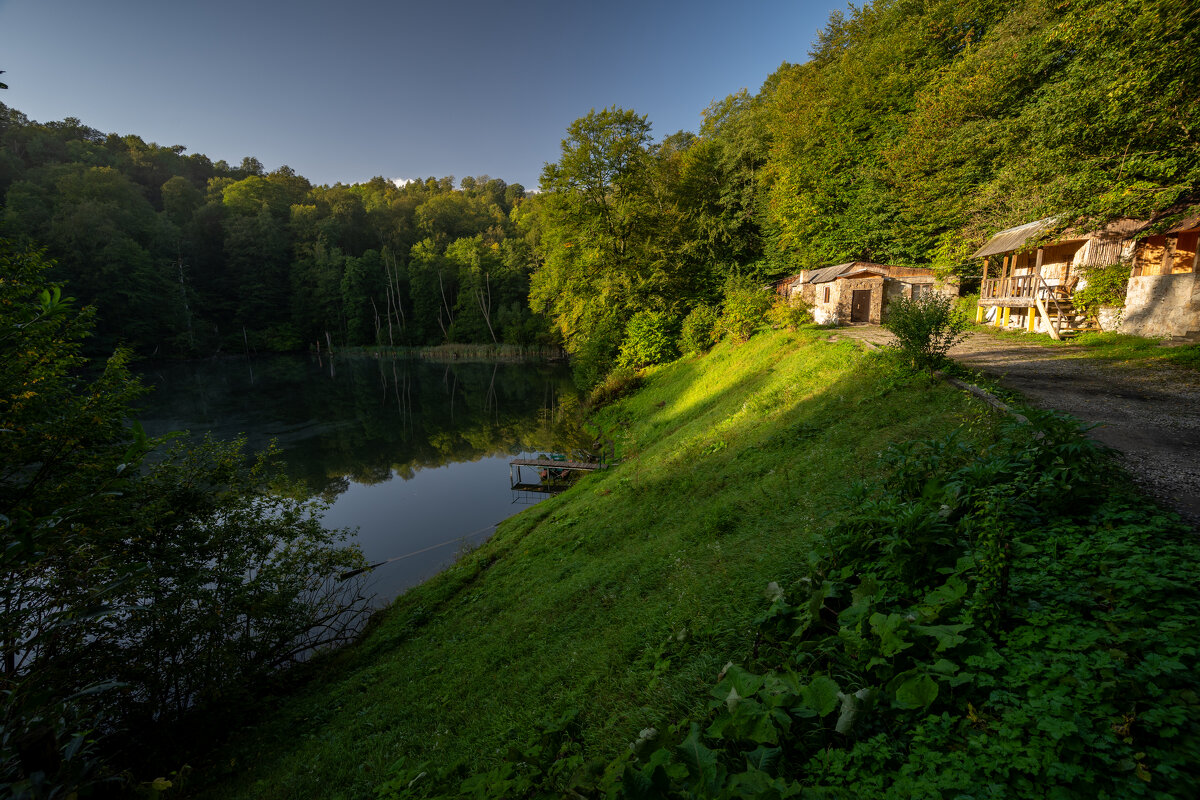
[2, 0, 1197, 379]
[0, 110, 540, 357]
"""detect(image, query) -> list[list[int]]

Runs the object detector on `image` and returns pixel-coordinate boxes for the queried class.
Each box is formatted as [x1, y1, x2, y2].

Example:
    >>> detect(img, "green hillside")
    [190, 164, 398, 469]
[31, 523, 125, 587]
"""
[179, 324, 1198, 799]
[196, 329, 975, 797]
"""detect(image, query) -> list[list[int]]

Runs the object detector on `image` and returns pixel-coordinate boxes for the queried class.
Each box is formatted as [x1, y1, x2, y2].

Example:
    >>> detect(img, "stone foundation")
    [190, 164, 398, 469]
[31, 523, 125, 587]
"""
[1121, 273, 1200, 338]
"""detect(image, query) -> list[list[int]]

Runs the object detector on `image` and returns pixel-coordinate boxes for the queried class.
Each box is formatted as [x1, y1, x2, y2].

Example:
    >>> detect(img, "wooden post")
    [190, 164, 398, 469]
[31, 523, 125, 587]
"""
[981, 257, 989, 298]
[1027, 308, 1036, 332]
[1001, 307, 1011, 328]
[1163, 236, 1178, 274]
[976, 305, 985, 324]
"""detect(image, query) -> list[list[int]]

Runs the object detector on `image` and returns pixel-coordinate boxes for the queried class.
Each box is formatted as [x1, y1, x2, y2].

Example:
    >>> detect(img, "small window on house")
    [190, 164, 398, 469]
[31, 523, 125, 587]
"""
[823, 286, 830, 303]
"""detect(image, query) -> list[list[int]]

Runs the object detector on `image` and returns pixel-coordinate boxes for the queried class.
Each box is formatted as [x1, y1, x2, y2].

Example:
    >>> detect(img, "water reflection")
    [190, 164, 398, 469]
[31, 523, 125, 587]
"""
[134, 354, 589, 601]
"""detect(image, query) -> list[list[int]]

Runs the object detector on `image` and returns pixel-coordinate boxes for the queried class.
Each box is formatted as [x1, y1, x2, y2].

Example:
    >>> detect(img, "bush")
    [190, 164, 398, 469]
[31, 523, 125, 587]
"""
[618, 310, 678, 368]
[720, 275, 773, 343]
[883, 292, 969, 370]
[1073, 262, 1130, 313]
[587, 366, 642, 408]
[679, 304, 721, 354]
[765, 297, 813, 331]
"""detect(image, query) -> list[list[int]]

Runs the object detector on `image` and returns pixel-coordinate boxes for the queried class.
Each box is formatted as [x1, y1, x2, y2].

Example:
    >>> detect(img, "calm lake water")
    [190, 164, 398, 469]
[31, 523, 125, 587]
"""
[134, 354, 588, 603]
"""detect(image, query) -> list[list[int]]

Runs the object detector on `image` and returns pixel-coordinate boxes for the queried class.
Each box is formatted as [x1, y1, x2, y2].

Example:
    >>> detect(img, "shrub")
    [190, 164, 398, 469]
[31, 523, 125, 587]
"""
[883, 292, 969, 370]
[618, 310, 678, 368]
[720, 275, 773, 343]
[765, 297, 813, 331]
[587, 366, 642, 408]
[1073, 261, 1130, 313]
[679, 304, 720, 354]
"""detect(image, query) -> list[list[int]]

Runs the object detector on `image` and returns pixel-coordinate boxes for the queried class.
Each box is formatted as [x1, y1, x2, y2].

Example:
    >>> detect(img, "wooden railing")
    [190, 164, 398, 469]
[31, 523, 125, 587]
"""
[981, 274, 1037, 300]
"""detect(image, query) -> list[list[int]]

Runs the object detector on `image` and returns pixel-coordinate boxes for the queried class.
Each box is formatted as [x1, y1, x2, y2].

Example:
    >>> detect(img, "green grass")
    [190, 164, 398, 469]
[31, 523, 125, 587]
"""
[967, 322, 1200, 369]
[191, 328, 983, 799]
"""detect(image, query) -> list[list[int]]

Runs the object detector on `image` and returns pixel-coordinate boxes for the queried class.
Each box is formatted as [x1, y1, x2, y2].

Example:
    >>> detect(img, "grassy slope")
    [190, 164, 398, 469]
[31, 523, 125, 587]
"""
[200, 329, 980, 799]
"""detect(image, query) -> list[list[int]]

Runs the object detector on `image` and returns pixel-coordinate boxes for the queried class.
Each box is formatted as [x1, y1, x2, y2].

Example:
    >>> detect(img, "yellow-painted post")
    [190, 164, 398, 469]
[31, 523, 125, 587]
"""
[1027, 308, 1036, 332]
[976, 304, 985, 324]
[1001, 307, 1011, 328]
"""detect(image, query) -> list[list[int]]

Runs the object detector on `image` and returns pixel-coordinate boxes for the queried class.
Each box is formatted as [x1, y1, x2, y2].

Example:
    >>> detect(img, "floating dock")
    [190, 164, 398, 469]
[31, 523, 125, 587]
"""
[509, 456, 606, 502]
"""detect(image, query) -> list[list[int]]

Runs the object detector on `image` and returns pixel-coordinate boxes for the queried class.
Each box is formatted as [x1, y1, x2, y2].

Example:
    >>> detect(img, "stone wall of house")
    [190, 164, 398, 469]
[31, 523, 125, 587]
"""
[836, 276, 885, 323]
[1120, 273, 1200, 338]
[811, 283, 838, 324]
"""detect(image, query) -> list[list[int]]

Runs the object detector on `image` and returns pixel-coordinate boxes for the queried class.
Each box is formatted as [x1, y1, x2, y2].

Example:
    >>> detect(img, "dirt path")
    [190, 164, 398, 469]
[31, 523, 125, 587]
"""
[835, 326, 1200, 525]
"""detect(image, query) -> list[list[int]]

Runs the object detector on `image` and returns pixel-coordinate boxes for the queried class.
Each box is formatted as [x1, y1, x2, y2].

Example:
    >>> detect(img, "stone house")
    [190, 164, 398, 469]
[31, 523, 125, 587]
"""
[775, 262, 951, 325]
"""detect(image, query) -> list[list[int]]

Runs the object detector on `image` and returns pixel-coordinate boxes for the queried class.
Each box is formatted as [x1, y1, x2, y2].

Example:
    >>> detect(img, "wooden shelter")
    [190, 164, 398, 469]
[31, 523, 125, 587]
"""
[973, 217, 1143, 340]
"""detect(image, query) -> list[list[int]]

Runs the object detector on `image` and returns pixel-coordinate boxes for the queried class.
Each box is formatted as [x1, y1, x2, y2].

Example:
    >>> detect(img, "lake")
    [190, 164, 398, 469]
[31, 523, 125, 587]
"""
[134, 354, 589, 603]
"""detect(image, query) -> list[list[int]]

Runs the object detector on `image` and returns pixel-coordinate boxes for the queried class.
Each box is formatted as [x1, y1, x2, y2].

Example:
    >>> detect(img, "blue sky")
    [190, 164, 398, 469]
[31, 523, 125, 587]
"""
[0, 0, 844, 188]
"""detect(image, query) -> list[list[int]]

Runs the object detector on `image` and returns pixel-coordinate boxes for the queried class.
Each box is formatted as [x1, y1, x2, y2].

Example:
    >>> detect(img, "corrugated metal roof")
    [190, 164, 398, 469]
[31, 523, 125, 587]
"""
[806, 261, 935, 284]
[805, 262, 857, 284]
[808, 261, 897, 284]
[972, 217, 1059, 258]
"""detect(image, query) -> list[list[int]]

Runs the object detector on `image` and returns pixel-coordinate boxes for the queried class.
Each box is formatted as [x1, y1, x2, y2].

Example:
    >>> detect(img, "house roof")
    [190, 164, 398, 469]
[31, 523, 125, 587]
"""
[1166, 213, 1200, 234]
[971, 217, 1059, 258]
[837, 266, 889, 281]
[973, 216, 1153, 259]
[807, 261, 934, 284]
[807, 261, 889, 284]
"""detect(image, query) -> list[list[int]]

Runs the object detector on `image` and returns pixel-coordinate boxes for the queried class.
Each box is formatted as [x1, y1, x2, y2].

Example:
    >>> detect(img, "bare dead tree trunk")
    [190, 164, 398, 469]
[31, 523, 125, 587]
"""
[390, 252, 406, 330]
[370, 296, 382, 345]
[476, 271, 498, 343]
[438, 270, 455, 336]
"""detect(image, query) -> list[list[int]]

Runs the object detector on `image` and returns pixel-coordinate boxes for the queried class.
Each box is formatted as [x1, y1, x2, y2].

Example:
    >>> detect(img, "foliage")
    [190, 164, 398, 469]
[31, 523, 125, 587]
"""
[764, 297, 813, 332]
[0, 107, 539, 355]
[600, 410, 1199, 799]
[679, 303, 721, 355]
[1073, 261, 1131, 312]
[883, 292, 969, 370]
[570, 311, 626, 392]
[618, 310, 678, 369]
[586, 366, 643, 410]
[0, 241, 370, 797]
[720, 275, 773, 343]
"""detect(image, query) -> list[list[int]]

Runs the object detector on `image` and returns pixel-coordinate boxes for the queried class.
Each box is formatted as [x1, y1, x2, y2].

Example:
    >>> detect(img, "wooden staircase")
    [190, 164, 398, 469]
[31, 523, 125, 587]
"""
[1043, 295, 1099, 338]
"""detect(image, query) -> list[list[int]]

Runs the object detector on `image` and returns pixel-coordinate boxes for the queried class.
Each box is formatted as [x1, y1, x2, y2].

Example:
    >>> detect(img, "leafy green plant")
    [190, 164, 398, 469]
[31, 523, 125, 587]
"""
[0, 239, 371, 798]
[618, 310, 679, 368]
[720, 275, 773, 343]
[1073, 261, 1131, 312]
[883, 292, 969, 370]
[587, 366, 642, 409]
[765, 297, 812, 331]
[679, 304, 721, 355]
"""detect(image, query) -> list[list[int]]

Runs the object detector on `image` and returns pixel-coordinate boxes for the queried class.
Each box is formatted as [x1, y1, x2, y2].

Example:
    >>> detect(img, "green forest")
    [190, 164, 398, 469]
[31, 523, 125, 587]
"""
[3, 0, 1196, 382]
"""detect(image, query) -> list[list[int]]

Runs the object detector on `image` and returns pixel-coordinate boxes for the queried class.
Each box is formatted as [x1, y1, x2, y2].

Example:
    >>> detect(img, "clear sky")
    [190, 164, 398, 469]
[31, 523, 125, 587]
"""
[0, 0, 843, 189]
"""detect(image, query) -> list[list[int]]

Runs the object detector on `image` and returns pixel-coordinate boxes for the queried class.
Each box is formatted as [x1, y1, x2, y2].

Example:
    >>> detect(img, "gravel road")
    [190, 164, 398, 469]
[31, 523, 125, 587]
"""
[837, 327, 1200, 525]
